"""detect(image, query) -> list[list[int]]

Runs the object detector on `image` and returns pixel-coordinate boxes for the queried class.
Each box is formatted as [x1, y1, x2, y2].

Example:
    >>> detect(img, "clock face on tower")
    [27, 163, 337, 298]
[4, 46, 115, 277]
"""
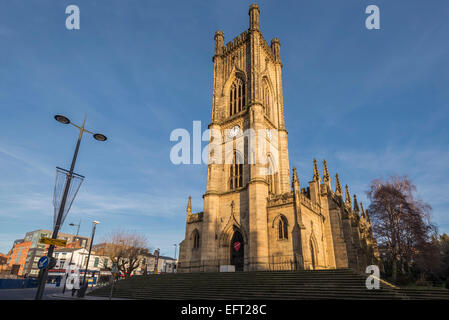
[229, 125, 240, 138]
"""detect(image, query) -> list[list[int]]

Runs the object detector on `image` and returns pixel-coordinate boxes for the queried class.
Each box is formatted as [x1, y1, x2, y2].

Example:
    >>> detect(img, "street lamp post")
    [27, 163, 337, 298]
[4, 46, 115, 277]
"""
[62, 220, 81, 294]
[34, 115, 107, 300]
[78, 220, 99, 297]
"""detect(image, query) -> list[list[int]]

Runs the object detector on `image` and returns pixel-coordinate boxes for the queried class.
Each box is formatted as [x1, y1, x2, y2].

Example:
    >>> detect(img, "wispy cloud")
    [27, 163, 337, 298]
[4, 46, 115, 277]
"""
[0, 188, 191, 221]
[72, 192, 188, 218]
[333, 147, 449, 200]
[331, 146, 449, 231]
[0, 143, 53, 177]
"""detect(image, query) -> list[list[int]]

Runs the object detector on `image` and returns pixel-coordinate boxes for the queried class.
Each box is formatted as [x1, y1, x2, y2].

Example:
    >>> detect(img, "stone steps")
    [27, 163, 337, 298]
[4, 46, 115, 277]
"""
[91, 290, 444, 300]
[103, 287, 403, 299]
[89, 269, 449, 300]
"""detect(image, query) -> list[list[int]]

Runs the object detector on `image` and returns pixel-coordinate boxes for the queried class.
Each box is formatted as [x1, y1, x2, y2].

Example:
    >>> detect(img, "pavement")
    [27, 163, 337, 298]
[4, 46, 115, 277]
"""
[0, 286, 64, 300]
[0, 284, 127, 300]
[52, 287, 129, 300]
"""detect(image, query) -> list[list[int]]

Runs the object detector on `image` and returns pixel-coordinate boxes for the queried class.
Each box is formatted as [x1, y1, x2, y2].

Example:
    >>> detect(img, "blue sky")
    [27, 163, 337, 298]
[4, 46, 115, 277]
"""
[0, 0, 448, 257]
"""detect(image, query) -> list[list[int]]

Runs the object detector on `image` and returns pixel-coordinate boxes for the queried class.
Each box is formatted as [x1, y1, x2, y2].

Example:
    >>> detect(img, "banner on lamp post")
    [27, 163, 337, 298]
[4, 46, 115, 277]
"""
[53, 167, 84, 230]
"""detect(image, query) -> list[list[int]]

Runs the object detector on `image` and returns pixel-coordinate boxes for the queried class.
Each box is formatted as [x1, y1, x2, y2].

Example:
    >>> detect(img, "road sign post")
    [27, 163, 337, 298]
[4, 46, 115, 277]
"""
[40, 237, 67, 247]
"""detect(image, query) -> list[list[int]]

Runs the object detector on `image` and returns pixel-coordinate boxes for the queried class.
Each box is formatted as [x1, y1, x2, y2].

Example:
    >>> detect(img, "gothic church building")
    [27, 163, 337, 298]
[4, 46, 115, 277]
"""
[178, 4, 380, 272]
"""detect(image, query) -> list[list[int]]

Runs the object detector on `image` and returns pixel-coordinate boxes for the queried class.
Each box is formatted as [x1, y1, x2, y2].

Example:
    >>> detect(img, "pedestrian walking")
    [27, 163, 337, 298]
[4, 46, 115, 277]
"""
[70, 278, 80, 296]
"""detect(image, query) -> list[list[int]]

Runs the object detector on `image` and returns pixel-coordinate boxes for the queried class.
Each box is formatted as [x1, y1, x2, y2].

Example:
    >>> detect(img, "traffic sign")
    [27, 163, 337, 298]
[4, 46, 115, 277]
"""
[48, 257, 57, 269]
[37, 256, 57, 270]
[37, 256, 49, 269]
[39, 237, 67, 247]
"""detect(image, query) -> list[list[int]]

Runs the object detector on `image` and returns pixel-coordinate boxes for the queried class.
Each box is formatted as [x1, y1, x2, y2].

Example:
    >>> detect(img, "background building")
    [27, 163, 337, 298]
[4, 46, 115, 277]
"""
[6, 239, 30, 276]
[0, 253, 8, 275]
[5, 229, 90, 277]
[93, 244, 177, 276]
[47, 248, 110, 285]
[144, 251, 177, 274]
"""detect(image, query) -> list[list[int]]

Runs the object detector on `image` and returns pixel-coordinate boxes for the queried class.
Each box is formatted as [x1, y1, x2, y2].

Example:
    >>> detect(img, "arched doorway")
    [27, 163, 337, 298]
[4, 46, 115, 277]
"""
[230, 230, 244, 271]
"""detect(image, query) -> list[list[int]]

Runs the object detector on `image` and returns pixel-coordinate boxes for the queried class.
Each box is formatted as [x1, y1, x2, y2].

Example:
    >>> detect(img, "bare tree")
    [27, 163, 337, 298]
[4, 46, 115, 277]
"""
[102, 230, 151, 278]
[440, 234, 449, 287]
[414, 236, 442, 283]
[366, 176, 435, 282]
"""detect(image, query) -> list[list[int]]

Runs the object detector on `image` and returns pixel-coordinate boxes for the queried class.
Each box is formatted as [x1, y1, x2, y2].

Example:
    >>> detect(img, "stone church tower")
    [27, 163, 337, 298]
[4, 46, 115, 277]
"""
[178, 4, 380, 272]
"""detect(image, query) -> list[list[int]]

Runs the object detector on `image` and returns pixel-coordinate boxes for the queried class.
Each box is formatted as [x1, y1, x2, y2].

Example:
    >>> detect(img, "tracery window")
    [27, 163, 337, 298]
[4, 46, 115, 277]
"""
[278, 216, 288, 240]
[230, 78, 245, 116]
[192, 230, 200, 249]
[229, 152, 243, 190]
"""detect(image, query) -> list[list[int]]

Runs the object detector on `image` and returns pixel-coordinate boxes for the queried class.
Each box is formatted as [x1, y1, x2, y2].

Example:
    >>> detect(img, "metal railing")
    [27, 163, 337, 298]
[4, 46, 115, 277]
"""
[177, 254, 305, 272]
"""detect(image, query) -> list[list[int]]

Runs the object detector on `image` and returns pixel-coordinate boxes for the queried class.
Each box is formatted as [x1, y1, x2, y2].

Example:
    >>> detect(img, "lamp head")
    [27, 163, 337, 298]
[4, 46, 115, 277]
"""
[93, 133, 107, 142]
[54, 115, 70, 124]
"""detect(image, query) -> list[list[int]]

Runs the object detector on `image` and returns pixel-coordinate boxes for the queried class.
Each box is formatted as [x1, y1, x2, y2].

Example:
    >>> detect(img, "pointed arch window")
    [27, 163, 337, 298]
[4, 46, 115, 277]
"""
[266, 156, 277, 195]
[278, 216, 288, 240]
[262, 79, 271, 119]
[230, 78, 245, 116]
[229, 151, 243, 190]
[192, 230, 200, 249]
[310, 239, 316, 269]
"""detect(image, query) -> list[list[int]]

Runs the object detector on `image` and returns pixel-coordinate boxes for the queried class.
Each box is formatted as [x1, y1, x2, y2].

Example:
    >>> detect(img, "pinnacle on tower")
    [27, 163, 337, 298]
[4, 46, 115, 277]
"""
[335, 173, 342, 196]
[187, 196, 192, 215]
[313, 158, 321, 182]
[214, 30, 224, 56]
[353, 194, 360, 214]
[323, 159, 330, 183]
[249, 3, 260, 30]
[365, 208, 371, 223]
[361, 202, 367, 219]
[345, 185, 352, 207]
[271, 38, 281, 62]
[292, 167, 300, 189]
